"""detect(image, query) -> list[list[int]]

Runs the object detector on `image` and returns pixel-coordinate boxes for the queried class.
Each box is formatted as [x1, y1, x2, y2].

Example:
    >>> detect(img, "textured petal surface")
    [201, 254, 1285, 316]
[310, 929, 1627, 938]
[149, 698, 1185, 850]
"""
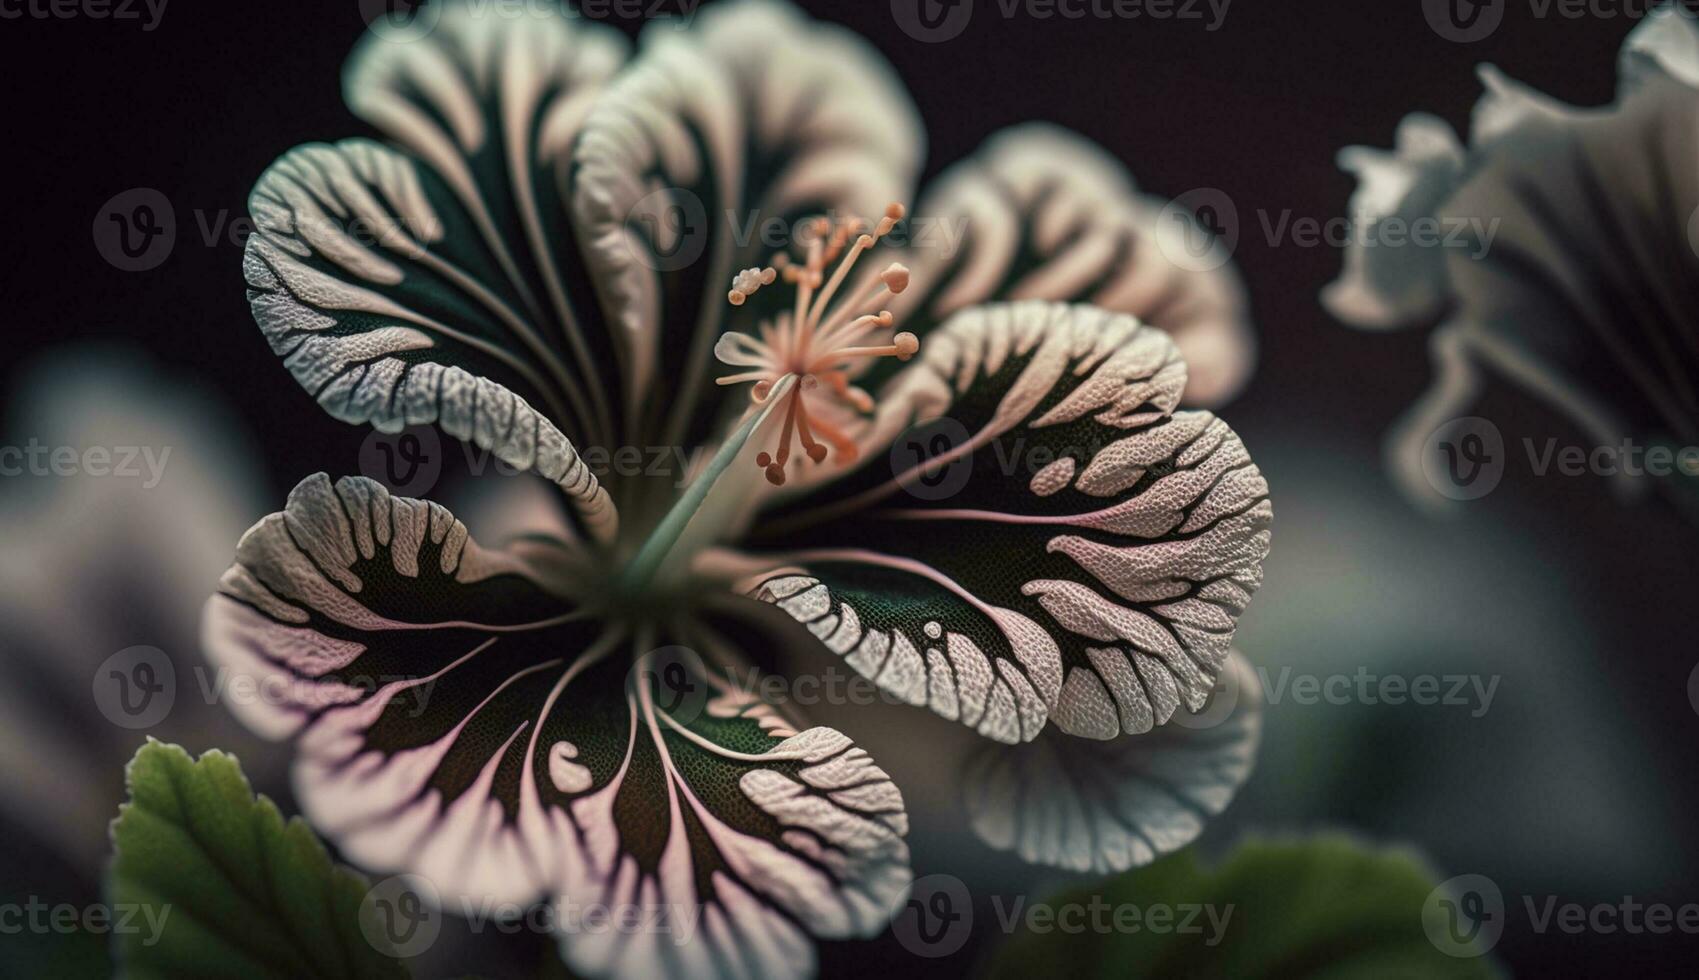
[243, 138, 617, 540]
[247, 2, 623, 538]
[202, 475, 910, 980]
[739, 302, 1271, 741]
[963, 651, 1261, 872]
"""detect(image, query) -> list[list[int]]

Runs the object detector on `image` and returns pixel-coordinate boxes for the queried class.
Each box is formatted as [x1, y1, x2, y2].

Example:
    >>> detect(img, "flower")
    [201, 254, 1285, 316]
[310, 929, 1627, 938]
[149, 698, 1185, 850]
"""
[1325, 3, 1699, 513]
[0, 349, 282, 881]
[205, 1, 1272, 976]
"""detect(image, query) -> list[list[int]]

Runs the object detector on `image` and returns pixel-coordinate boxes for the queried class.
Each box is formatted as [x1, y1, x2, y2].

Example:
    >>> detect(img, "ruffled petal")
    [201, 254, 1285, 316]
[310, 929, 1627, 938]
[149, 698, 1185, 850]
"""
[1321, 113, 1466, 329]
[1329, 29, 1699, 514]
[243, 134, 618, 540]
[202, 474, 910, 979]
[1619, 3, 1699, 91]
[964, 651, 1261, 872]
[735, 302, 1271, 742]
[834, 123, 1255, 407]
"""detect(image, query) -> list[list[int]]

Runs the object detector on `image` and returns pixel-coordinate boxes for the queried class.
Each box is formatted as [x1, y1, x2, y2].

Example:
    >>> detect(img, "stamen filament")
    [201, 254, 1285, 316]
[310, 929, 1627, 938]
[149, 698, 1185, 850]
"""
[809, 332, 919, 373]
[715, 370, 771, 386]
[619, 375, 796, 592]
[808, 233, 873, 332]
[812, 312, 890, 357]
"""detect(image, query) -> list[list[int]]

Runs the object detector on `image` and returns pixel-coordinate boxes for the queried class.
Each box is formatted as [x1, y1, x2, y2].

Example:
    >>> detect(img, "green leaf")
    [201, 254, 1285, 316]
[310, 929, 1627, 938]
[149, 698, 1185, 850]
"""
[985, 837, 1504, 980]
[106, 739, 409, 980]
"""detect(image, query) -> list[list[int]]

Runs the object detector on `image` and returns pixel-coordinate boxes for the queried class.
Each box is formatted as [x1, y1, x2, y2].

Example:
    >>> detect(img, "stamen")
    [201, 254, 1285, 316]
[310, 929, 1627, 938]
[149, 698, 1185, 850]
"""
[713, 203, 919, 486]
[813, 310, 894, 360]
[794, 390, 829, 464]
[813, 262, 911, 343]
[815, 332, 919, 371]
[766, 387, 801, 485]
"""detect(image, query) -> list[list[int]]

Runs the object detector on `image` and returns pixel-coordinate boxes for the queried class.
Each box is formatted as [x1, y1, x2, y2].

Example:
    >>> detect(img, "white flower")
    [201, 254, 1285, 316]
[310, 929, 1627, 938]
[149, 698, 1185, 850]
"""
[1326, 4, 1699, 512]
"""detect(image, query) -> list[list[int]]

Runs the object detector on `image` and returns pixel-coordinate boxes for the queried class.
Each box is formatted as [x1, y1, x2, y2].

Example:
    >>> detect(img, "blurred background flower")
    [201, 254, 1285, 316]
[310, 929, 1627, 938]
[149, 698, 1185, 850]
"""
[1325, 5, 1699, 517]
[0, 346, 285, 970]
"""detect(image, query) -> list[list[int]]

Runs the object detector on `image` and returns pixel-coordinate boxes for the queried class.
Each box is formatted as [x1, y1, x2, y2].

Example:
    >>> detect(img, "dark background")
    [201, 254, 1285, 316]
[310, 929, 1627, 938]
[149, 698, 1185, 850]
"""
[4, 0, 1699, 976]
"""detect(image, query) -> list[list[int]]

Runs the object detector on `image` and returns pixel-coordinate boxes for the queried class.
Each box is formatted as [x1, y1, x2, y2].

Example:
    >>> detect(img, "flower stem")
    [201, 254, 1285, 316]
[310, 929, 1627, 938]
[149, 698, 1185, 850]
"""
[619, 375, 795, 593]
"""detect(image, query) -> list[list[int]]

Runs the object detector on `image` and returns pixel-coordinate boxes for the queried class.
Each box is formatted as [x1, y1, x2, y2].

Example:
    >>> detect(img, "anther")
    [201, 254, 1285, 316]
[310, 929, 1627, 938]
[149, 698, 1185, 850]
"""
[728, 266, 777, 306]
